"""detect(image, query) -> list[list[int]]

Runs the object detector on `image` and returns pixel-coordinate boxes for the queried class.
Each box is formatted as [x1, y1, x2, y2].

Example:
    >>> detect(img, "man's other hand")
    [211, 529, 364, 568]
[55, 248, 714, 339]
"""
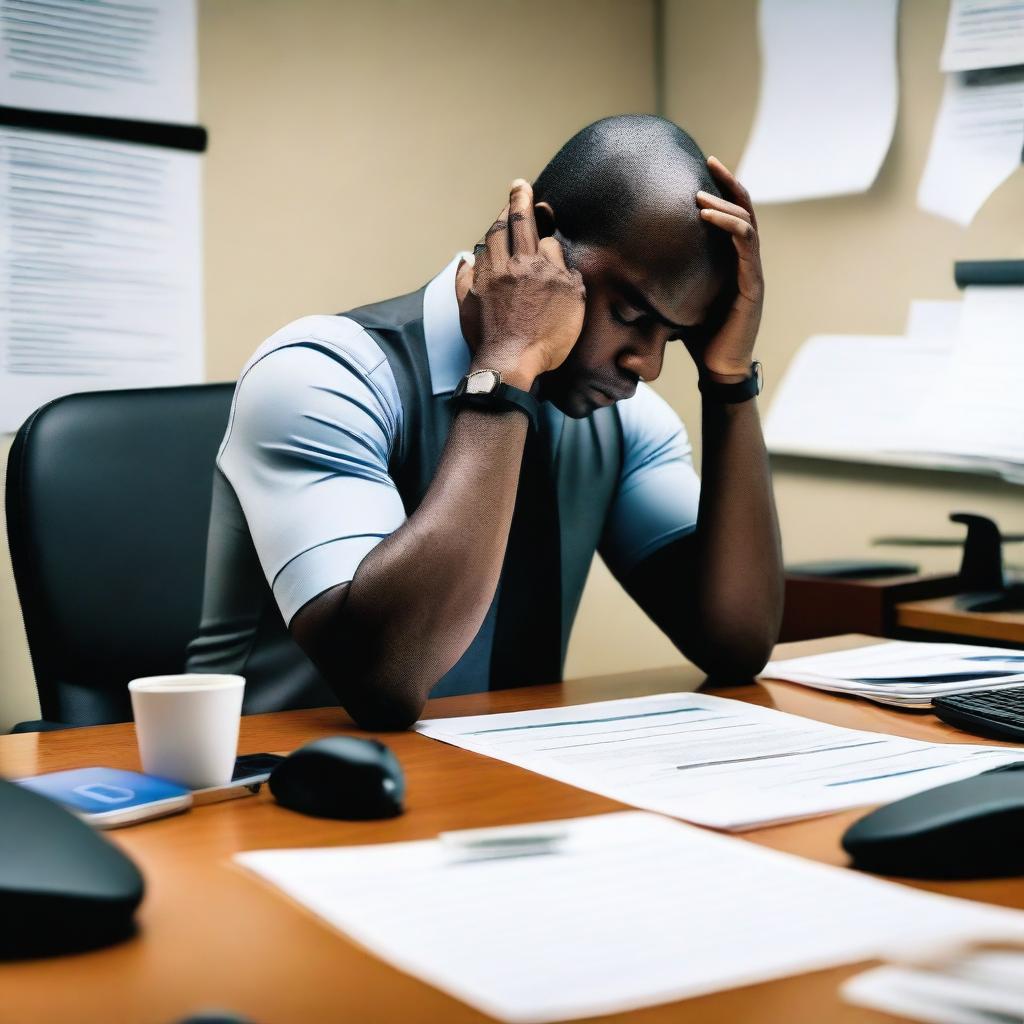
[692, 157, 764, 380]
[469, 179, 586, 390]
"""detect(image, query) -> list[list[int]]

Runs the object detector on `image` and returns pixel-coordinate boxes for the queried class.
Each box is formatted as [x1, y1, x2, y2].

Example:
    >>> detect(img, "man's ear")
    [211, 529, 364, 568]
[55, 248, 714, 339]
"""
[534, 200, 556, 239]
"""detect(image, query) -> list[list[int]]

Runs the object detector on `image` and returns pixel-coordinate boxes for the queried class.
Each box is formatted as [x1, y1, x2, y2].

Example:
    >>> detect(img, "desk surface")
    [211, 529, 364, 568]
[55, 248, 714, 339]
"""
[2, 634, 1022, 1024]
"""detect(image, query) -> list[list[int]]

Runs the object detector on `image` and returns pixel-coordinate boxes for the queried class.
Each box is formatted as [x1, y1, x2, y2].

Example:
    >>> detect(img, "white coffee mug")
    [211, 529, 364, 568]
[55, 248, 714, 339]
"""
[128, 674, 245, 789]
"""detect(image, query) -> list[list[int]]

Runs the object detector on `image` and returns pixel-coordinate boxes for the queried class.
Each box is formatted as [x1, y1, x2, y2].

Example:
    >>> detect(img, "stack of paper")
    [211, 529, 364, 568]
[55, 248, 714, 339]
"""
[906, 287, 1024, 483]
[237, 812, 1024, 1024]
[844, 946, 1024, 1023]
[765, 640, 1024, 707]
[765, 289, 1024, 484]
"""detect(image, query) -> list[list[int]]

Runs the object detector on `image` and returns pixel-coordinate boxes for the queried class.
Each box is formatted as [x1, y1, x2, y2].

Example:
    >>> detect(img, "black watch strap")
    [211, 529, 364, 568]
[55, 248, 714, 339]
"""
[697, 361, 763, 404]
[452, 373, 541, 432]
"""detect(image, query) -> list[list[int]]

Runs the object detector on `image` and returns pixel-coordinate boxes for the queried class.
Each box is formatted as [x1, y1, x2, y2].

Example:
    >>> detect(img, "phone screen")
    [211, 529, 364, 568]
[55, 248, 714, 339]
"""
[231, 753, 286, 781]
[16, 767, 190, 814]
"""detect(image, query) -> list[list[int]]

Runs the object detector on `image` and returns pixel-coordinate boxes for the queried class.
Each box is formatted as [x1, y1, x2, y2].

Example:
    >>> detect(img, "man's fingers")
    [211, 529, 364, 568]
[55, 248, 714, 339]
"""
[699, 208, 757, 249]
[696, 191, 751, 224]
[707, 156, 758, 228]
[538, 235, 567, 270]
[700, 208, 763, 301]
[508, 179, 539, 255]
[484, 202, 511, 267]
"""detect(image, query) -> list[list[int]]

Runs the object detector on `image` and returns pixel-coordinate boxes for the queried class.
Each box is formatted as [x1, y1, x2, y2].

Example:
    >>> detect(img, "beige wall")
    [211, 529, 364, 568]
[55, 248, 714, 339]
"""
[572, 0, 1023, 686]
[0, 0, 661, 729]
[661, 0, 1024, 546]
[2, 0, 1022, 729]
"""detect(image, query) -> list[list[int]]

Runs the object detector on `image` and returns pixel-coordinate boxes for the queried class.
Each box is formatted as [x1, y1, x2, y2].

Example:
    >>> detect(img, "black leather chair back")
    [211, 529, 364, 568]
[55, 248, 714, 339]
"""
[5, 384, 234, 725]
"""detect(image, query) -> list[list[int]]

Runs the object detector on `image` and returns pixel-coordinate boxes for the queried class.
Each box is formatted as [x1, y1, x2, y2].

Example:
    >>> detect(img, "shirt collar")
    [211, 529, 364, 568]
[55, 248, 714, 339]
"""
[423, 250, 474, 396]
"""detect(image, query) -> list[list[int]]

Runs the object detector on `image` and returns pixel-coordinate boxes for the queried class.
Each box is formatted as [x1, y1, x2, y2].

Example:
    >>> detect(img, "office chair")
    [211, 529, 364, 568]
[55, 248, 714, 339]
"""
[5, 384, 235, 730]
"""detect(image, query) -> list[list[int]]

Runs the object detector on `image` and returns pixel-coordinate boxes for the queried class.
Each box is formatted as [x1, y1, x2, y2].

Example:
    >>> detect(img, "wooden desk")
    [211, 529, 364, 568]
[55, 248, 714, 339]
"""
[2, 634, 1022, 1024]
[896, 595, 1024, 647]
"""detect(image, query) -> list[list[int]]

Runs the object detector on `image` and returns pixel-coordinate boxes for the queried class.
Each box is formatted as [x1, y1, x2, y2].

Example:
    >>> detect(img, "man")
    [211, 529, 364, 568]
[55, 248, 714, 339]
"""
[186, 114, 783, 728]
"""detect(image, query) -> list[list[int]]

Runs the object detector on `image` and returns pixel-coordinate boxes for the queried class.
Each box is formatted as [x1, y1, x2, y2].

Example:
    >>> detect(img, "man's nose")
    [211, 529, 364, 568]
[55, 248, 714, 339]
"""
[619, 334, 667, 384]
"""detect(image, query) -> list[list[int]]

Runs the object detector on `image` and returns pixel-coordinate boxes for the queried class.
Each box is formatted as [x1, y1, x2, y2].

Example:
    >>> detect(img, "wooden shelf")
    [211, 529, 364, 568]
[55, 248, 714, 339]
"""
[781, 572, 961, 642]
[896, 596, 1024, 646]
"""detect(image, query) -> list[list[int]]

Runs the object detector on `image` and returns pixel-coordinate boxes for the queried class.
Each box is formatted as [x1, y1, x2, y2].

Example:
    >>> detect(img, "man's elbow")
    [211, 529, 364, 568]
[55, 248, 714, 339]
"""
[345, 692, 426, 732]
[687, 625, 778, 684]
[701, 647, 772, 684]
[330, 672, 430, 732]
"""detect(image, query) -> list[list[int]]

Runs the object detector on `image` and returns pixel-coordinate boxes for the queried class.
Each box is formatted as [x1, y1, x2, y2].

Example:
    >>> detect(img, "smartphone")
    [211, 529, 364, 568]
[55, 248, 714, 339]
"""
[15, 766, 192, 829]
[191, 752, 287, 806]
[231, 752, 286, 784]
[16, 754, 287, 826]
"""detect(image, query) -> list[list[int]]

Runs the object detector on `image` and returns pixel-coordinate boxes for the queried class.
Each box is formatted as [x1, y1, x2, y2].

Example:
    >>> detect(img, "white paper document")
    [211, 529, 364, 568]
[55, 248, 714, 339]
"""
[763, 333, 954, 468]
[0, 0, 197, 123]
[0, 126, 203, 431]
[737, 0, 899, 203]
[236, 812, 1024, 1024]
[767, 284, 1024, 482]
[414, 693, 1024, 830]
[908, 286, 1024, 478]
[905, 299, 963, 343]
[844, 950, 1024, 1023]
[941, 0, 1024, 73]
[766, 640, 1024, 707]
[918, 67, 1024, 226]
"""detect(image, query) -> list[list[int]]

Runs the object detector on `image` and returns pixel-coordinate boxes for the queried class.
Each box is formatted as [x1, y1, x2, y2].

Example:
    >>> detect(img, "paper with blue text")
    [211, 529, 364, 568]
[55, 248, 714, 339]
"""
[415, 693, 1023, 830]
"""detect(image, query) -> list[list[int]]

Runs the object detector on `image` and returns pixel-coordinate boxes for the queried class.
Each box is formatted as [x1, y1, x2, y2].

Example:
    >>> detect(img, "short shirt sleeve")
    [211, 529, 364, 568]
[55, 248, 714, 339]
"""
[218, 316, 407, 625]
[599, 383, 701, 580]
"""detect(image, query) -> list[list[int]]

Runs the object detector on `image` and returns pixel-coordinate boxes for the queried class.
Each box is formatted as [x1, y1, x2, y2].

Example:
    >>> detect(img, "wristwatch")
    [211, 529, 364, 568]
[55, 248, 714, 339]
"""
[697, 361, 763, 404]
[451, 369, 541, 431]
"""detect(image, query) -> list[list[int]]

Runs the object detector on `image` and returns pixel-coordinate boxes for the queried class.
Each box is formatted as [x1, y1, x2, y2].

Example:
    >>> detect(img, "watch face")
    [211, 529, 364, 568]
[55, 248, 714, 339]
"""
[465, 369, 500, 395]
[753, 361, 764, 395]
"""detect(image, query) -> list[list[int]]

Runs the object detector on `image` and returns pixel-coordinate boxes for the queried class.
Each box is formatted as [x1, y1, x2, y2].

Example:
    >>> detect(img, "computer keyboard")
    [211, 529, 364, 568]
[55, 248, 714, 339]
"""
[932, 686, 1024, 743]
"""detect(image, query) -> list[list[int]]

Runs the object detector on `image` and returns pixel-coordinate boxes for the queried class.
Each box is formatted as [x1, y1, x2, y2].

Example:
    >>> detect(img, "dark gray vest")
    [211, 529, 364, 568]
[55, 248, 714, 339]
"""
[186, 284, 623, 712]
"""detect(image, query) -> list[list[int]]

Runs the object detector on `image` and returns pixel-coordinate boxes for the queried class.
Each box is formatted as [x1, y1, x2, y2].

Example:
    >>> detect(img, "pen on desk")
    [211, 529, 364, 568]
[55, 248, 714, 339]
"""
[439, 824, 569, 863]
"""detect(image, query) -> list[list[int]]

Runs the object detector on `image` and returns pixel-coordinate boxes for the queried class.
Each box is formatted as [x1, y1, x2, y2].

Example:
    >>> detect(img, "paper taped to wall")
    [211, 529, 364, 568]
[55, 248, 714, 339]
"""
[918, 67, 1024, 226]
[941, 0, 1024, 73]
[0, 0, 197, 123]
[737, 0, 899, 203]
[0, 127, 204, 432]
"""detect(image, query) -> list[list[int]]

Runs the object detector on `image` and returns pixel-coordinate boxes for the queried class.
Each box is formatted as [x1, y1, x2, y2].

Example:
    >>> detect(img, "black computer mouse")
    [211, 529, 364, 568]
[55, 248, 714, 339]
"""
[842, 763, 1024, 879]
[0, 778, 144, 958]
[268, 736, 405, 820]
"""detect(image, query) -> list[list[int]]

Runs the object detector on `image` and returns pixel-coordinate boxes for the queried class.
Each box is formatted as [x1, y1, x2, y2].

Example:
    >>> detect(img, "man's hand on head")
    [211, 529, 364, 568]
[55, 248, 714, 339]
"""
[691, 157, 764, 381]
[469, 179, 586, 390]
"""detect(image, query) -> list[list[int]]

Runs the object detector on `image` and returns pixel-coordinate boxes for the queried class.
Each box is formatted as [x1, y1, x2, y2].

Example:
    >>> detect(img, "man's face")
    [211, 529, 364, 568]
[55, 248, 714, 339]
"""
[539, 236, 724, 418]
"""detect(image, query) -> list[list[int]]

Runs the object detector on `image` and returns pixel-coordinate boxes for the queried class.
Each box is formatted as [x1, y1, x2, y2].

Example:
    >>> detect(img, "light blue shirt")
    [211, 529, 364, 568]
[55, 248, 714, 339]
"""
[218, 252, 702, 674]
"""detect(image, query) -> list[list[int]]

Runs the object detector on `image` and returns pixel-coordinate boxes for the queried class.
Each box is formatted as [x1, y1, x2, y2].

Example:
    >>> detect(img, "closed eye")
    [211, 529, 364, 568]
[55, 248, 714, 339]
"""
[612, 305, 688, 342]
[610, 304, 647, 327]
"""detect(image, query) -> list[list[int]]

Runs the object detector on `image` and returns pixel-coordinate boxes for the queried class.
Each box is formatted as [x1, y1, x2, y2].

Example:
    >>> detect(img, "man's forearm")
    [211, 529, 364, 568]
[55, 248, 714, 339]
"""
[690, 397, 784, 674]
[292, 178, 586, 728]
[317, 405, 530, 725]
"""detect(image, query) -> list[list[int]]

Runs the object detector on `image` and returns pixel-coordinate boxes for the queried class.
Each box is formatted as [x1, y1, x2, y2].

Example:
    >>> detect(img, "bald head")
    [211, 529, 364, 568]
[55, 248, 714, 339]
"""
[532, 114, 734, 287]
